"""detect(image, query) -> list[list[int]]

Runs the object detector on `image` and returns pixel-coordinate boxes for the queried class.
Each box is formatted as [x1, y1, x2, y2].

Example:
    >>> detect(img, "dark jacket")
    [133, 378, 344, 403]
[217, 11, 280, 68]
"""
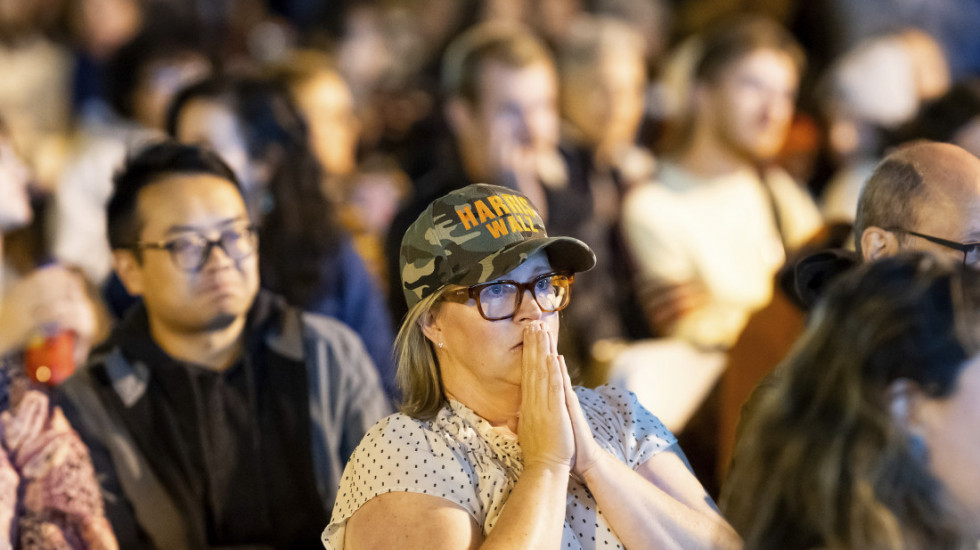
[55, 292, 391, 549]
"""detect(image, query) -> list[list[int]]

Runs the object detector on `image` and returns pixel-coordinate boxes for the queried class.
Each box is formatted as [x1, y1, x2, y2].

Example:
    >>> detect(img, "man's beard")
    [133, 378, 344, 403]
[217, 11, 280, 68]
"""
[203, 312, 239, 331]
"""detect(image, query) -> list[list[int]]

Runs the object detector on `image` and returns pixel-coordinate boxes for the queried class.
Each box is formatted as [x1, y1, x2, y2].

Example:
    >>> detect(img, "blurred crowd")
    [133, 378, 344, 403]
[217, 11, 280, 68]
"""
[2, 0, 980, 547]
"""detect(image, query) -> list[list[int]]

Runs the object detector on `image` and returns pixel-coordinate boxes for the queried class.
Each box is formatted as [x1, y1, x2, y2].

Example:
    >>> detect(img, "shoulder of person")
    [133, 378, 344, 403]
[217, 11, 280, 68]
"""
[623, 161, 697, 210]
[623, 176, 685, 219]
[574, 384, 645, 419]
[359, 412, 433, 446]
[762, 166, 818, 205]
[340, 410, 476, 489]
[299, 310, 366, 352]
[258, 292, 369, 362]
[575, 385, 677, 460]
[349, 408, 483, 466]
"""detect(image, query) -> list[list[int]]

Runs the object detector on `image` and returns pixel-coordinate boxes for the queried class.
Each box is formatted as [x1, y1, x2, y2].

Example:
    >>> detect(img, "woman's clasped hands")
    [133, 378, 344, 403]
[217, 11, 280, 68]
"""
[517, 322, 603, 479]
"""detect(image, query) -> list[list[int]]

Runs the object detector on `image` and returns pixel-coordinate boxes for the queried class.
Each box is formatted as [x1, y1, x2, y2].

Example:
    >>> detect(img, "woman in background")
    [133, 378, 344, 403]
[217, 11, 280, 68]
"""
[0, 117, 116, 549]
[723, 254, 980, 549]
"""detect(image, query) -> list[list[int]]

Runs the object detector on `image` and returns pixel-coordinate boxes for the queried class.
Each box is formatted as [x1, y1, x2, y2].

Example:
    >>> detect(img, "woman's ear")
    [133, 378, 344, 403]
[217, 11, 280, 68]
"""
[419, 307, 442, 346]
[861, 226, 901, 262]
[888, 378, 933, 461]
[888, 378, 925, 434]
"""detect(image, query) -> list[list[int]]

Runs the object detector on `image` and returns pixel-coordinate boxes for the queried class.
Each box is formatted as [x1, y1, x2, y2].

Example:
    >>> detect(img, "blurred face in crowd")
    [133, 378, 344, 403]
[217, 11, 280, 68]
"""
[114, 174, 259, 335]
[0, 136, 32, 233]
[0, 0, 34, 34]
[71, 0, 141, 58]
[133, 55, 211, 131]
[697, 48, 799, 161]
[292, 70, 359, 177]
[174, 98, 268, 221]
[913, 354, 980, 534]
[452, 59, 560, 182]
[563, 47, 646, 161]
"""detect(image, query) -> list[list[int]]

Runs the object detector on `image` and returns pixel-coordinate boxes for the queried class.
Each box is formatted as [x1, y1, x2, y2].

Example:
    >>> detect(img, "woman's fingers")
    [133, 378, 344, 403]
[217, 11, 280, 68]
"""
[558, 355, 603, 478]
[520, 322, 574, 468]
[523, 323, 558, 411]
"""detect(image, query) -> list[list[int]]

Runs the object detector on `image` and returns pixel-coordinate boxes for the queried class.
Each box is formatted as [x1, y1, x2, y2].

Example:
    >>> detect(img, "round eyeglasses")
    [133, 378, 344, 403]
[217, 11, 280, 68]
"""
[443, 272, 574, 320]
[128, 223, 259, 272]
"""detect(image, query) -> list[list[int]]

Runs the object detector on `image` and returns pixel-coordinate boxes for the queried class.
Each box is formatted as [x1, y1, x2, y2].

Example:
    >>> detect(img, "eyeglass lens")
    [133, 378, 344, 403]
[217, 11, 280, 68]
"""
[965, 245, 980, 266]
[171, 226, 257, 270]
[477, 275, 570, 319]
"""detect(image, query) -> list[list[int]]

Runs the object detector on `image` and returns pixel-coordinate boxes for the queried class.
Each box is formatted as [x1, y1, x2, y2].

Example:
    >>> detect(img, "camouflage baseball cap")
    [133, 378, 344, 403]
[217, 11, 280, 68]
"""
[400, 183, 596, 309]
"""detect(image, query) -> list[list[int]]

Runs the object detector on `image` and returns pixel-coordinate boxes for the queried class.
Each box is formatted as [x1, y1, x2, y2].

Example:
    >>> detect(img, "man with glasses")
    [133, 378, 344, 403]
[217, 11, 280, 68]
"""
[728, 140, 980, 488]
[857, 140, 980, 267]
[53, 142, 390, 549]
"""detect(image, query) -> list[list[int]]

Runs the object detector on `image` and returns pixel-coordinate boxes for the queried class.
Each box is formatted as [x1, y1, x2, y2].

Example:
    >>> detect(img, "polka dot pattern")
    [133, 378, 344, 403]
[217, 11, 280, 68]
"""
[322, 385, 676, 549]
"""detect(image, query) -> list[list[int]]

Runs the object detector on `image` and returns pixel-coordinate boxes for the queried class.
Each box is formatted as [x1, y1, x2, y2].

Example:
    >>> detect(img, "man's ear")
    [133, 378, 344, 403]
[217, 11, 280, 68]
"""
[112, 250, 145, 297]
[691, 81, 713, 116]
[444, 97, 475, 138]
[861, 226, 902, 262]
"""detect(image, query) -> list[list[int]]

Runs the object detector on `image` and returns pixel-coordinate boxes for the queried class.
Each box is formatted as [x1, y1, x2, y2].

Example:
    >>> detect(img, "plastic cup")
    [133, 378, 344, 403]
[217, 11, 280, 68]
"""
[24, 328, 76, 386]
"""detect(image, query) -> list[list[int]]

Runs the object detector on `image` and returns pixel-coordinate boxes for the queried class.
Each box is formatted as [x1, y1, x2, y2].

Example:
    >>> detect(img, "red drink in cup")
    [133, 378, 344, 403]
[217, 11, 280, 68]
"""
[24, 328, 76, 386]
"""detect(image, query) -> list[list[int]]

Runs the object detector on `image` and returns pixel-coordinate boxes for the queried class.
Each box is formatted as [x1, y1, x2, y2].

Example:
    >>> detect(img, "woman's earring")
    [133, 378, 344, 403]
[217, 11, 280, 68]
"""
[438, 342, 445, 349]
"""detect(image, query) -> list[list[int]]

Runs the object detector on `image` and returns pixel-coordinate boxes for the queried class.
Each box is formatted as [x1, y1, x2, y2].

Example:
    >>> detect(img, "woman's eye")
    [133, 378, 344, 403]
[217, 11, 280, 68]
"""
[485, 284, 507, 297]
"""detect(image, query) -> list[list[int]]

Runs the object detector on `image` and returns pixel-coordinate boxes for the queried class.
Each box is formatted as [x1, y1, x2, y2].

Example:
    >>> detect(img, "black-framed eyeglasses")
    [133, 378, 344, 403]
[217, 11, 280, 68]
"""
[886, 227, 980, 266]
[443, 272, 574, 321]
[128, 223, 259, 272]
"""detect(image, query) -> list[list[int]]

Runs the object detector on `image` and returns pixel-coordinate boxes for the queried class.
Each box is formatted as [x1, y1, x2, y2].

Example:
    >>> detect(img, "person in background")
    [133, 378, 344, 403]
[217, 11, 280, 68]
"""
[855, 141, 980, 267]
[386, 22, 627, 374]
[723, 140, 980, 489]
[271, 50, 411, 289]
[0, 118, 116, 549]
[324, 183, 741, 550]
[613, 16, 823, 496]
[50, 24, 212, 286]
[0, 118, 101, 395]
[269, 50, 361, 203]
[723, 254, 980, 549]
[621, 15, 823, 349]
[898, 78, 980, 159]
[55, 141, 389, 548]
[557, 15, 653, 189]
[556, 14, 655, 345]
[167, 73, 399, 400]
[818, 29, 950, 226]
[0, 0, 73, 191]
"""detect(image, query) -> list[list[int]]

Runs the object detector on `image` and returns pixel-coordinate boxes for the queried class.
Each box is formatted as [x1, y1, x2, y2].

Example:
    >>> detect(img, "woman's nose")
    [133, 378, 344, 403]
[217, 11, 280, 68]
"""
[513, 288, 543, 323]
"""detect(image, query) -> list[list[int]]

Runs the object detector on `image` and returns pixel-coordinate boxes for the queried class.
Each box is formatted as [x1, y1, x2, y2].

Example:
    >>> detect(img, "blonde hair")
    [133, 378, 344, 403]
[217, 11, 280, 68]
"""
[395, 288, 450, 420]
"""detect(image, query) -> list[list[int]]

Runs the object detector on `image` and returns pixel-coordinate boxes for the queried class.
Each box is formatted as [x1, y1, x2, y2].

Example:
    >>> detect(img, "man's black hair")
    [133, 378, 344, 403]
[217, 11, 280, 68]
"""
[106, 141, 241, 251]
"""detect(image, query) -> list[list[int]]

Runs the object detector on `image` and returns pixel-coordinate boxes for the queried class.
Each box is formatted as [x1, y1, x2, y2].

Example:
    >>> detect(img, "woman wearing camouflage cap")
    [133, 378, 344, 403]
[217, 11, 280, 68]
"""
[322, 184, 740, 549]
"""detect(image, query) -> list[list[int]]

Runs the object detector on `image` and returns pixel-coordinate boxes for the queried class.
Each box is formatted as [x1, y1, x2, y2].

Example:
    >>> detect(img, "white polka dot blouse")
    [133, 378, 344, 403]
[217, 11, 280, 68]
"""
[322, 385, 677, 549]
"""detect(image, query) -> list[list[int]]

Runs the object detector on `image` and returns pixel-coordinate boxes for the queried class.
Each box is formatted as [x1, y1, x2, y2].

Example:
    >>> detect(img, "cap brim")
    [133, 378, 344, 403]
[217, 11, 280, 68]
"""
[455, 235, 596, 287]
